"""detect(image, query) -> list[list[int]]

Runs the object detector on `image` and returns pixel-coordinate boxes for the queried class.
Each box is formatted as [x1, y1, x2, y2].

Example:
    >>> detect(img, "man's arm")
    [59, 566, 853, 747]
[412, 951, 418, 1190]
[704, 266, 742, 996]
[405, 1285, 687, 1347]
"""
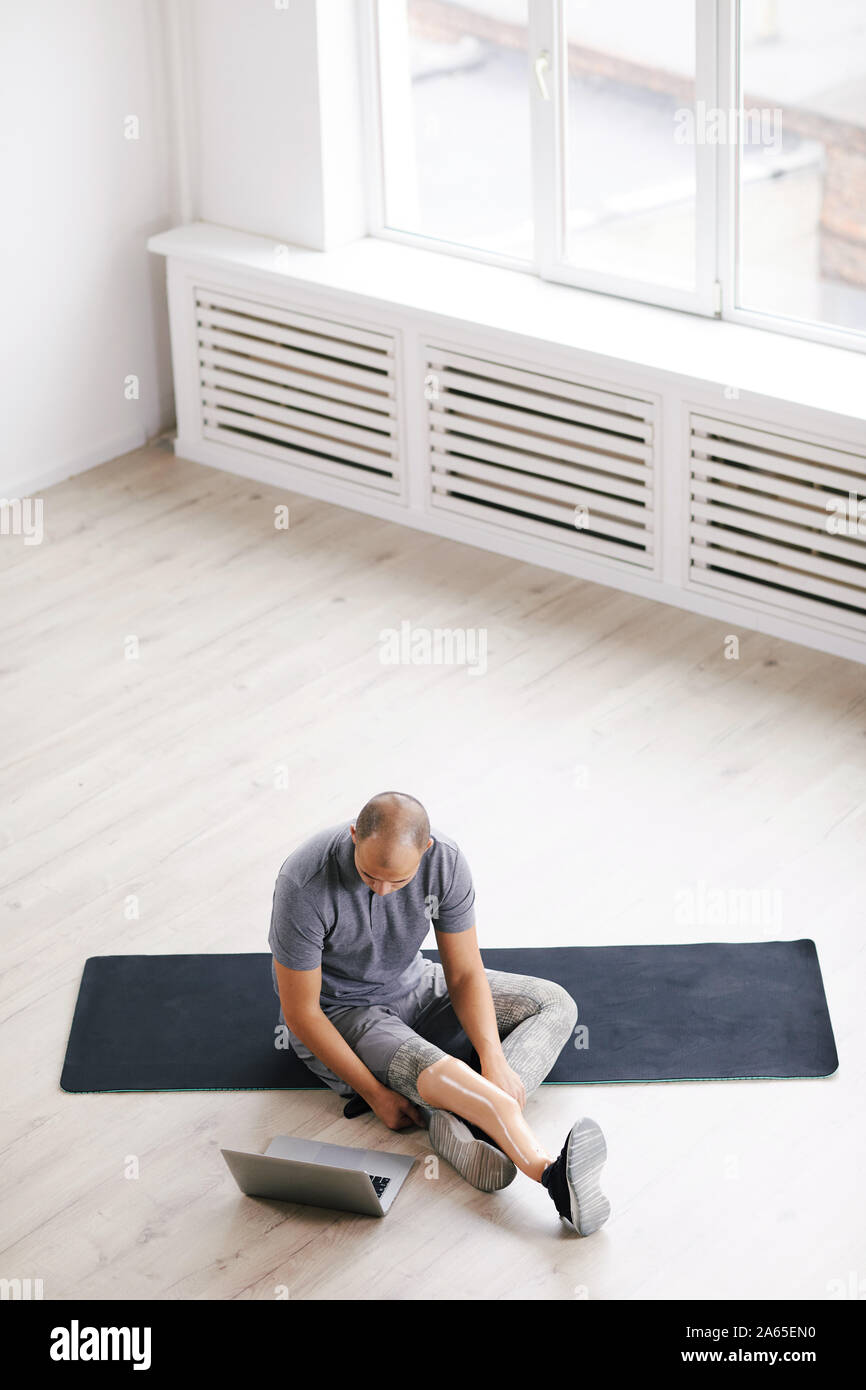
[273, 959, 423, 1130]
[434, 925, 526, 1107]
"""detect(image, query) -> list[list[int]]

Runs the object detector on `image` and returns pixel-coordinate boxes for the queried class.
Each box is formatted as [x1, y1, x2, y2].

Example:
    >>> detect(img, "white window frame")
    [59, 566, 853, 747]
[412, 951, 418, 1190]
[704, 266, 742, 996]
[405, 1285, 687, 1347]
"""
[716, 0, 865, 354]
[361, 0, 866, 353]
[359, 0, 537, 275]
[533, 0, 718, 316]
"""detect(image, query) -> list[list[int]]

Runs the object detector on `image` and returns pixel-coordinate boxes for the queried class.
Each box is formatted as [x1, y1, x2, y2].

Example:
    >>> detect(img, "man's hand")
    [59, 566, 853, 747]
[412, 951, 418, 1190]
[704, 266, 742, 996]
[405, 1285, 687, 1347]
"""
[480, 1053, 526, 1109]
[369, 1086, 426, 1131]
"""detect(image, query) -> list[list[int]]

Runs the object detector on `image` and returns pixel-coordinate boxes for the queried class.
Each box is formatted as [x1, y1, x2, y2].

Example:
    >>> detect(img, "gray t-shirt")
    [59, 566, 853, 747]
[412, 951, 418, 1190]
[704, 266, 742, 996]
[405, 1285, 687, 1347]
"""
[268, 821, 475, 1010]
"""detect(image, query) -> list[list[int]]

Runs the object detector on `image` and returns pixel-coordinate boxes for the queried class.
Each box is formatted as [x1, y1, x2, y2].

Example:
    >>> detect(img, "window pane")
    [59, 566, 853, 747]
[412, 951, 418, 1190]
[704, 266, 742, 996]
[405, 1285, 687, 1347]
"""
[737, 0, 866, 337]
[563, 0, 697, 289]
[380, 0, 532, 259]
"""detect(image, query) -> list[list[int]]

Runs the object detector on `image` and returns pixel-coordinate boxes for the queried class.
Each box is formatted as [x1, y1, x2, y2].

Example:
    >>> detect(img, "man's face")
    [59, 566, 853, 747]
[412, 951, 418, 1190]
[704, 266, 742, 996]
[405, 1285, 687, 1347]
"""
[350, 826, 432, 896]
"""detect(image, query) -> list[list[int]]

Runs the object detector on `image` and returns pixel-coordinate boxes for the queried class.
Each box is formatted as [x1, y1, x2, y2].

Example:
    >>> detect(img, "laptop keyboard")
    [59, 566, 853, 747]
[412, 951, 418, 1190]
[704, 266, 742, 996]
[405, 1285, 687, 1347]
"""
[368, 1174, 391, 1199]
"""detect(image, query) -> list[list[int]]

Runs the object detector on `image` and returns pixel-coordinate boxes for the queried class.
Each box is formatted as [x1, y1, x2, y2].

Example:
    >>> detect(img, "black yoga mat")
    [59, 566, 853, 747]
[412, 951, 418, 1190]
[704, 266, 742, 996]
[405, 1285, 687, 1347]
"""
[59, 941, 837, 1094]
[59, 945, 834, 1095]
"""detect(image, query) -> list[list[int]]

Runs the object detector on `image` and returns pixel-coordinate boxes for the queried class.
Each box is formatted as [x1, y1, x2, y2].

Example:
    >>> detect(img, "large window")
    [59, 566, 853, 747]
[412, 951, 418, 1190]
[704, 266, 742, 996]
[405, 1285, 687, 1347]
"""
[377, 0, 533, 257]
[366, 0, 866, 349]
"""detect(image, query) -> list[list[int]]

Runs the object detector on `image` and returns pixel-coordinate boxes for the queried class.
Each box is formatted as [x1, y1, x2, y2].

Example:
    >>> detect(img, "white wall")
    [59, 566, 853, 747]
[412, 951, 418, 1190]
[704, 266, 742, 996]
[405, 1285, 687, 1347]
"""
[0, 0, 181, 496]
[0, 0, 368, 497]
[190, 0, 366, 250]
[191, 0, 324, 245]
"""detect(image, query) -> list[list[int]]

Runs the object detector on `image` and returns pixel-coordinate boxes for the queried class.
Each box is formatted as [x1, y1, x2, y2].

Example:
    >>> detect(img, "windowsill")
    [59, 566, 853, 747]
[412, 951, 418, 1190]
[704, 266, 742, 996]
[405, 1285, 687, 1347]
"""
[148, 222, 866, 426]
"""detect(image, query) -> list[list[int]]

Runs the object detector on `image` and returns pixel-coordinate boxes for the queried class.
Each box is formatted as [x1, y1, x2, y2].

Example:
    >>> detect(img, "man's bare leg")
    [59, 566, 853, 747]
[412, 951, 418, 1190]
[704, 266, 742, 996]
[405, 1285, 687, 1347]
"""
[417, 1054, 553, 1181]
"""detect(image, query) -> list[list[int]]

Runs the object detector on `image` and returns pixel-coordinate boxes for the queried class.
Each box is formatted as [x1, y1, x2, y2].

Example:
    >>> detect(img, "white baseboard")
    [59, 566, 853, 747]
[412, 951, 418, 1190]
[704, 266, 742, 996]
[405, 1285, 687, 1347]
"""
[4, 424, 149, 499]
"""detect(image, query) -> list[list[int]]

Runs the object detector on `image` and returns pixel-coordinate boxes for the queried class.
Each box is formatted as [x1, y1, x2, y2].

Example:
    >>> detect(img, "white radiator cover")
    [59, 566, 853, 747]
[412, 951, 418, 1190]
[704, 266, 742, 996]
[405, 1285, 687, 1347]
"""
[159, 257, 866, 666]
[195, 286, 400, 493]
[689, 414, 866, 634]
[425, 347, 656, 571]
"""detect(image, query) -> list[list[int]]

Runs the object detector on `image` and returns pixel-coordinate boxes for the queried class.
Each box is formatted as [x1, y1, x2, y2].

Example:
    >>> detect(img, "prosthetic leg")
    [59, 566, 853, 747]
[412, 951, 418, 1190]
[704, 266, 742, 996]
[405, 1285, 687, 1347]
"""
[417, 1054, 610, 1234]
[386, 970, 577, 1192]
[385, 971, 610, 1233]
[417, 1055, 553, 1180]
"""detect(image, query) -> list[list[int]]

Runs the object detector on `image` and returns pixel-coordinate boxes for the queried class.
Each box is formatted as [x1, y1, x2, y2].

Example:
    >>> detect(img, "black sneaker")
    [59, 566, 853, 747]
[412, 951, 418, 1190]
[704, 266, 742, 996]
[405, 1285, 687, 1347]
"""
[342, 1093, 372, 1119]
[541, 1118, 610, 1235]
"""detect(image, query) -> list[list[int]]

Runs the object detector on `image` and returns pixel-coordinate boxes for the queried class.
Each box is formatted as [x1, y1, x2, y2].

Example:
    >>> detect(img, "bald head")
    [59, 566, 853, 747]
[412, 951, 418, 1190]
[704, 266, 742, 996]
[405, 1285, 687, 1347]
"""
[351, 792, 432, 895]
[355, 791, 430, 853]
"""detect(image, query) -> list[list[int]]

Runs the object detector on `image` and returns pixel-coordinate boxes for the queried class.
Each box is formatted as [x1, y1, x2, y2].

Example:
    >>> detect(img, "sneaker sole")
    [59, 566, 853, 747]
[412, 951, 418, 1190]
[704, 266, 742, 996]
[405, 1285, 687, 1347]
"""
[565, 1117, 610, 1236]
[428, 1110, 518, 1193]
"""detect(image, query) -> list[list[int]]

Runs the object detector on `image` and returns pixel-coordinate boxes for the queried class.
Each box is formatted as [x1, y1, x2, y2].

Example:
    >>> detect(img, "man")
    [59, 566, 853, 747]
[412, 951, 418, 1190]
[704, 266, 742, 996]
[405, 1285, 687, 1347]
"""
[269, 791, 610, 1235]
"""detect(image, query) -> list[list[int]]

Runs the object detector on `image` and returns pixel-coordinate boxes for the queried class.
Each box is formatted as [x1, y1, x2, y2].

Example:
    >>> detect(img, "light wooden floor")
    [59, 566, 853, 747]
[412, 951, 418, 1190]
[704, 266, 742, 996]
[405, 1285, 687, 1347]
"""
[2, 440, 864, 1301]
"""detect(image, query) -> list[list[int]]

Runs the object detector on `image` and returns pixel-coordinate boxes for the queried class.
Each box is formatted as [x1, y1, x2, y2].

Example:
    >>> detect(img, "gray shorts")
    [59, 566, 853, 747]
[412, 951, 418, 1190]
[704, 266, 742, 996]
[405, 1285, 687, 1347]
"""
[284, 957, 577, 1102]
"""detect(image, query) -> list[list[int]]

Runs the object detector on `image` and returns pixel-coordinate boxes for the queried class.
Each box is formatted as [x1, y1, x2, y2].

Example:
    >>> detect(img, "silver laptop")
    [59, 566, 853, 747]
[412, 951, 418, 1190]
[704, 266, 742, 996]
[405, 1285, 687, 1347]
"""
[221, 1135, 416, 1217]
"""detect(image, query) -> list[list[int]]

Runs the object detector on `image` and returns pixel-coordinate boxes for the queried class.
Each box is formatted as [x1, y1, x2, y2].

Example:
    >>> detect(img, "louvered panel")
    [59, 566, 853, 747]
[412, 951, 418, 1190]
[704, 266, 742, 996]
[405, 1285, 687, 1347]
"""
[687, 562, 866, 632]
[691, 414, 862, 474]
[199, 325, 386, 394]
[691, 521, 866, 591]
[194, 287, 400, 493]
[428, 410, 649, 480]
[689, 413, 866, 629]
[198, 286, 392, 352]
[426, 348, 655, 567]
[691, 500, 866, 567]
[428, 348, 651, 420]
[205, 406, 395, 476]
[198, 307, 387, 372]
[433, 492, 646, 567]
[199, 347, 396, 414]
[443, 478, 645, 546]
[431, 451, 650, 532]
[692, 433, 861, 494]
[434, 370, 654, 442]
[201, 385, 395, 452]
[200, 363, 396, 430]
[431, 400, 651, 461]
[691, 476, 839, 531]
[689, 544, 866, 610]
[431, 437, 649, 502]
